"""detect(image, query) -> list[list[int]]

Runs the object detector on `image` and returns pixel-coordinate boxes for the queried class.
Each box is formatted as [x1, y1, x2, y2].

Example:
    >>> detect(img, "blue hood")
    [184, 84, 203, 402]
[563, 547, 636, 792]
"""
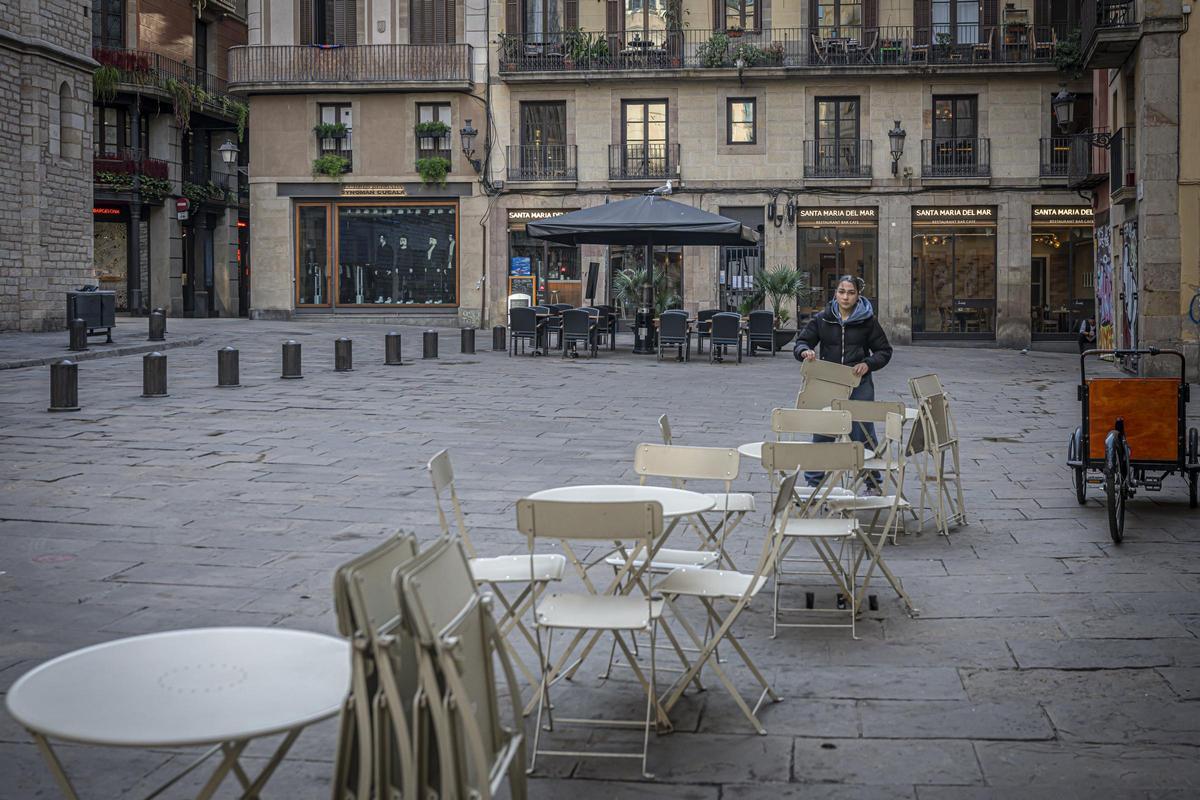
[826, 296, 874, 325]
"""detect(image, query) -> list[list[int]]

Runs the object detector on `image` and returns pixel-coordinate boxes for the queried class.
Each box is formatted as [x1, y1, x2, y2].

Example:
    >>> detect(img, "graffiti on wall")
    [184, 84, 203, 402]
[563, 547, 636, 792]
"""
[1094, 224, 1115, 350]
[1120, 221, 1139, 350]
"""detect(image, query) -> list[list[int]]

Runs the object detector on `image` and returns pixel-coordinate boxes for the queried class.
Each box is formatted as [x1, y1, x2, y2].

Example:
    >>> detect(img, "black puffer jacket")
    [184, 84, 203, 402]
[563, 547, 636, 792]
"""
[792, 298, 893, 373]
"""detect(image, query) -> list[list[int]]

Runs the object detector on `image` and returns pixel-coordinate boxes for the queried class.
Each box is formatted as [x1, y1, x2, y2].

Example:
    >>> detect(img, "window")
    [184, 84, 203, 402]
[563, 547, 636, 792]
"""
[932, 0, 979, 44]
[300, 0, 358, 46]
[814, 0, 861, 35]
[524, 0, 562, 37]
[416, 102, 452, 163]
[625, 0, 668, 36]
[931, 95, 979, 173]
[726, 98, 756, 144]
[194, 19, 209, 78]
[95, 106, 121, 157]
[319, 103, 353, 171]
[813, 97, 860, 174]
[92, 0, 123, 49]
[411, 0, 456, 44]
[723, 0, 759, 31]
[519, 101, 568, 178]
[621, 99, 669, 177]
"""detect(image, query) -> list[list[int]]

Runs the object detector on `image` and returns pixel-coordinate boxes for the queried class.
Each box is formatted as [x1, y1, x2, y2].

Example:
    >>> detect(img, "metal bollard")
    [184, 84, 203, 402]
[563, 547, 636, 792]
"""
[281, 340, 303, 379]
[68, 318, 88, 352]
[217, 346, 240, 387]
[384, 332, 403, 365]
[460, 327, 475, 355]
[423, 330, 438, 359]
[335, 337, 353, 372]
[148, 309, 166, 341]
[48, 360, 80, 412]
[492, 325, 506, 352]
[142, 352, 168, 398]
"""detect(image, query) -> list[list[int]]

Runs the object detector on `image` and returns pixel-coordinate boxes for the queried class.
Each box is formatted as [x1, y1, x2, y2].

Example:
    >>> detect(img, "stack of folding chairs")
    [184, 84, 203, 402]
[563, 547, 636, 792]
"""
[332, 533, 527, 800]
[906, 373, 967, 537]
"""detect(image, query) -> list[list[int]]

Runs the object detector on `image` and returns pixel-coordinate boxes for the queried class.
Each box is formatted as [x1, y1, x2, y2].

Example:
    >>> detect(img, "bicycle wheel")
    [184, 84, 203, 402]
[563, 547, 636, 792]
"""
[1104, 430, 1127, 544]
[1069, 427, 1086, 504]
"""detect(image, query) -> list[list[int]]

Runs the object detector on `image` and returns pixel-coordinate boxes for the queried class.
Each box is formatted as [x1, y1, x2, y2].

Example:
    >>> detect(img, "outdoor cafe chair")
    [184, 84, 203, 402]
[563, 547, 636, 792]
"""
[973, 27, 994, 61]
[794, 359, 859, 410]
[769, 407, 858, 500]
[746, 310, 776, 356]
[852, 29, 879, 62]
[654, 469, 801, 735]
[593, 304, 618, 350]
[824, 412, 919, 617]
[760, 441, 864, 638]
[532, 305, 561, 350]
[658, 309, 691, 362]
[695, 308, 719, 354]
[398, 538, 526, 800]
[509, 306, 542, 356]
[543, 303, 573, 350]
[709, 312, 742, 363]
[428, 449, 567, 690]
[911, 392, 967, 537]
[517, 498, 667, 779]
[811, 33, 829, 63]
[831, 398, 907, 487]
[337, 533, 424, 800]
[562, 307, 598, 358]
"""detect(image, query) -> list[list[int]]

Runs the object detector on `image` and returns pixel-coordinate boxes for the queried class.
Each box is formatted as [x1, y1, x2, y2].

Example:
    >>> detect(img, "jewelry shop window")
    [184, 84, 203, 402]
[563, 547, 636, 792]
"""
[294, 202, 459, 308]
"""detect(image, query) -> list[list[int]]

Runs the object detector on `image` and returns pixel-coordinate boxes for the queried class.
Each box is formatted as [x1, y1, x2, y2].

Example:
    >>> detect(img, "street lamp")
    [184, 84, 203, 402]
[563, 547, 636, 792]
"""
[459, 119, 482, 173]
[1052, 89, 1113, 147]
[888, 120, 906, 176]
[218, 139, 239, 166]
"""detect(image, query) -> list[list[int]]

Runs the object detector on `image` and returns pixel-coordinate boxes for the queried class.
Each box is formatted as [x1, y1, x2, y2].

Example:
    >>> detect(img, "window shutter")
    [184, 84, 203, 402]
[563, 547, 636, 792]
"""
[300, 0, 313, 44]
[1033, 0, 1049, 27]
[982, 0, 998, 32]
[506, 0, 520, 33]
[412, 0, 431, 43]
[913, 0, 930, 44]
[808, 0, 817, 29]
[564, 0, 578, 31]
[333, 0, 357, 45]
[753, 0, 761, 32]
[865, 0, 878, 29]
[606, 0, 622, 49]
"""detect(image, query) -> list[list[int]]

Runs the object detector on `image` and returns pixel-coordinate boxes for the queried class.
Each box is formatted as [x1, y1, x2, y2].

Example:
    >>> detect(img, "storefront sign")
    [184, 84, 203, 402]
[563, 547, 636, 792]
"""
[93, 207, 122, 216]
[796, 207, 878, 225]
[1032, 206, 1093, 225]
[912, 206, 996, 224]
[510, 256, 531, 276]
[507, 209, 576, 224]
[341, 183, 408, 196]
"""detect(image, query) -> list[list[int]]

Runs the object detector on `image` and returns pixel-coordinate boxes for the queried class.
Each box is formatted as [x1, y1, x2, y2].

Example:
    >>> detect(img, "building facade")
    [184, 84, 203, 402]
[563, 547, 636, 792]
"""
[91, 0, 250, 318]
[1076, 0, 1197, 379]
[1, 0, 94, 332]
[236, 0, 1115, 351]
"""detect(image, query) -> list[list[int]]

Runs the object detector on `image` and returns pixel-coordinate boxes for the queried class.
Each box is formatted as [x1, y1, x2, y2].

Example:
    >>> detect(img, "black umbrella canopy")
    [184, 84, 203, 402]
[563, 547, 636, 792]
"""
[525, 195, 760, 247]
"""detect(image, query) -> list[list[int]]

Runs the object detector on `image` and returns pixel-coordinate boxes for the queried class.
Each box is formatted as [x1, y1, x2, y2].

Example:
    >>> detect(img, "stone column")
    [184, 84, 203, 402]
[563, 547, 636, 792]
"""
[996, 193, 1032, 350]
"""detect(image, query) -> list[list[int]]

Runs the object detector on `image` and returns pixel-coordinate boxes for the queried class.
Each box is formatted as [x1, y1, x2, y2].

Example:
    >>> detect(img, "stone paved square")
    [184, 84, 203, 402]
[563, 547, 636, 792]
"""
[1, 319, 1198, 797]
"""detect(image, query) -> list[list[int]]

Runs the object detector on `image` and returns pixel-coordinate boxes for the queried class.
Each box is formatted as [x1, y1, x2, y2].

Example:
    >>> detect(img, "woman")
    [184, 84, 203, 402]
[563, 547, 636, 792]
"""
[794, 276, 893, 488]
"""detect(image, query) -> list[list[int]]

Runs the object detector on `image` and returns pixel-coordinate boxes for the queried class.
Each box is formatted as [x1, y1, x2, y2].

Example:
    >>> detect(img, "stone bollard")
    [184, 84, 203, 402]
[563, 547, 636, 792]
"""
[68, 318, 88, 352]
[385, 332, 403, 365]
[460, 327, 475, 355]
[423, 330, 438, 359]
[335, 338, 353, 372]
[217, 346, 240, 387]
[492, 325, 506, 352]
[142, 352, 168, 398]
[48, 360, 80, 412]
[281, 340, 303, 379]
[148, 308, 166, 341]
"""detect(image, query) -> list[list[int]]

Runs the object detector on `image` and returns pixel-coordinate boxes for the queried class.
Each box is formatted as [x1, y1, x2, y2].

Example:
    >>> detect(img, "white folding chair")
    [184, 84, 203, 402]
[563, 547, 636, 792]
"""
[794, 359, 859, 410]
[517, 498, 666, 779]
[830, 398, 907, 491]
[770, 407, 859, 498]
[761, 441, 864, 639]
[428, 449, 566, 690]
[338, 534, 424, 800]
[909, 393, 967, 537]
[655, 469, 801, 734]
[399, 538, 526, 800]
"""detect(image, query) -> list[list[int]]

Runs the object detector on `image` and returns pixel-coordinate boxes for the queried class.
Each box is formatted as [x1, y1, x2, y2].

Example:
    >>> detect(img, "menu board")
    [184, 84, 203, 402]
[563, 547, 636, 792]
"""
[509, 275, 535, 297]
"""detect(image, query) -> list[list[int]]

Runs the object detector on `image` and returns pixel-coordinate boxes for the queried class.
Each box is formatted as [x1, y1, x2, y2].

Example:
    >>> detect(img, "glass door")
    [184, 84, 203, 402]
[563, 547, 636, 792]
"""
[622, 100, 668, 178]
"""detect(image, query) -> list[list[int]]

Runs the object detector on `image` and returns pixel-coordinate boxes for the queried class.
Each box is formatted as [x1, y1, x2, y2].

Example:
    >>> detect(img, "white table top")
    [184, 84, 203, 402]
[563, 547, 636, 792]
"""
[526, 484, 715, 517]
[6, 627, 349, 748]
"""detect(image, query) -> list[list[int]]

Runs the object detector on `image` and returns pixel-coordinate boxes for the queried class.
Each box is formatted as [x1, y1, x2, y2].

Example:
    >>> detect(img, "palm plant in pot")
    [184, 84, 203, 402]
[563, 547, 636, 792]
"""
[754, 264, 814, 348]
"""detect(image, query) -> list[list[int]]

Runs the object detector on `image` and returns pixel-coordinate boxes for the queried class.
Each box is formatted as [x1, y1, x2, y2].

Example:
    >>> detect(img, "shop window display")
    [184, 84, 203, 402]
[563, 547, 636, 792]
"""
[337, 206, 457, 305]
[298, 205, 329, 305]
[911, 225, 997, 336]
[796, 226, 877, 310]
[609, 245, 683, 318]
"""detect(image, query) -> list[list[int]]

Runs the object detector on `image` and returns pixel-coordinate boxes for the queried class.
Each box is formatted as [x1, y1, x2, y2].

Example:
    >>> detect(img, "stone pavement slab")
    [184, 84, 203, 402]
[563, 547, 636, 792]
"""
[0, 317, 1198, 797]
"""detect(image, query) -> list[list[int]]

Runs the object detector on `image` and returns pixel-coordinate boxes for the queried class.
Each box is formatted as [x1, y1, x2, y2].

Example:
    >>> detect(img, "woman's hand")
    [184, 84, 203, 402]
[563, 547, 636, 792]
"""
[801, 350, 817, 362]
[852, 363, 869, 377]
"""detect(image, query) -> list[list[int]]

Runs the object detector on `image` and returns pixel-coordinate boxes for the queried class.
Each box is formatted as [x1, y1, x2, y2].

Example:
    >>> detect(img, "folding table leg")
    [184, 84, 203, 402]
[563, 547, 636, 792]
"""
[30, 733, 81, 800]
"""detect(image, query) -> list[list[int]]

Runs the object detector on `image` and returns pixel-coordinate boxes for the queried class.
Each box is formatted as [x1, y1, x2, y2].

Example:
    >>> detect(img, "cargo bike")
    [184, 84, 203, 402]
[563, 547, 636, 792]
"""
[1067, 348, 1199, 544]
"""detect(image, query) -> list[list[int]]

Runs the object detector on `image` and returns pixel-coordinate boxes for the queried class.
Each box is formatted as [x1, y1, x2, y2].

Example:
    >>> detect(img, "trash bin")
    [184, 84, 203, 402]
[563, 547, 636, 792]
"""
[66, 289, 116, 343]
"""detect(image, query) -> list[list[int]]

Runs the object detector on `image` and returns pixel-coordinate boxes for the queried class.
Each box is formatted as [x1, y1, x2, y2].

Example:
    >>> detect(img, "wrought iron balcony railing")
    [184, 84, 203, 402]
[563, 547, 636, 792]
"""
[507, 145, 578, 181]
[804, 139, 872, 178]
[922, 138, 991, 178]
[92, 47, 238, 109]
[228, 44, 473, 89]
[608, 143, 679, 180]
[1065, 128, 1110, 189]
[1110, 127, 1136, 198]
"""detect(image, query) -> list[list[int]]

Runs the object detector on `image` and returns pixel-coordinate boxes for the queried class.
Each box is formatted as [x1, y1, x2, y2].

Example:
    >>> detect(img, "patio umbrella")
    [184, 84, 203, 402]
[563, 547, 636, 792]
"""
[526, 194, 760, 352]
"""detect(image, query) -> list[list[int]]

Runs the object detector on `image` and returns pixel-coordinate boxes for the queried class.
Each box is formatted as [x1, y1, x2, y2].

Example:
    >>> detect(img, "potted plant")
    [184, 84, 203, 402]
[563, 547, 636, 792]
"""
[312, 153, 350, 179]
[763, 41, 786, 66]
[726, 24, 745, 38]
[313, 121, 347, 140]
[697, 32, 731, 68]
[417, 156, 451, 186]
[415, 120, 450, 150]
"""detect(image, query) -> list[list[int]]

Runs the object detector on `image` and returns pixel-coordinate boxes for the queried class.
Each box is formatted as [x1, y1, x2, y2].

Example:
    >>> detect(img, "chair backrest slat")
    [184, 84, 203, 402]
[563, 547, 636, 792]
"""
[801, 359, 861, 389]
[831, 399, 906, 424]
[635, 443, 739, 483]
[516, 498, 662, 543]
[795, 380, 854, 410]
[771, 407, 853, 437]
[711, 312, 741, 340]
[760, 440, 864, 473]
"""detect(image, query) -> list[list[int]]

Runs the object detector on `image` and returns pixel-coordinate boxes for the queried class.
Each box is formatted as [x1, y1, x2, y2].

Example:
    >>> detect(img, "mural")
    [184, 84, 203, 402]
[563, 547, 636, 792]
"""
[1120, 221, 1138, 350]
[1094, 224, 1115, 350]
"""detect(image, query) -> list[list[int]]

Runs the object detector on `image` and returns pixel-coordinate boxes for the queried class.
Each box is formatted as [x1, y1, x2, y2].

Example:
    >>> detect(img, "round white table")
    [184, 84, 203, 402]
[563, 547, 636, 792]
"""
[7, 627, 349, 799]
[527, 484, 715, 517]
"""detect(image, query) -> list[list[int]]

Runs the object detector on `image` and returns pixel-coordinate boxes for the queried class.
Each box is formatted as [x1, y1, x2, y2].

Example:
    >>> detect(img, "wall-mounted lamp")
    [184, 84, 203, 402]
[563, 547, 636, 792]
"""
[218, 139, 239, 166]
[1052, 89, 1112, 147]
[734, 56, 746, 85]
[888, 120, 906, 177]
[459, 119, 482, 173]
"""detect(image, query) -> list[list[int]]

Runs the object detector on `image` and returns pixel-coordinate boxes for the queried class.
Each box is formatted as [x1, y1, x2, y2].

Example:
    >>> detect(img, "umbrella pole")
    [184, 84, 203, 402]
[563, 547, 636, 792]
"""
[633, 243, 656, 354]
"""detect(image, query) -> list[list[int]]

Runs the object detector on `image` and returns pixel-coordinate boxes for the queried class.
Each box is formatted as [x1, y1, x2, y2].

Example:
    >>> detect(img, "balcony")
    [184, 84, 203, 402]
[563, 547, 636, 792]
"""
[922, 138, 991, 178]
[498, 24, 1069, 79]
[608, 143, 680, 181]
[93, 147, 171, 204]
[1065, 129, 1110, 189]
[228, 45, 474, 93]
[1080, 0, 1139, 69]
[804, 140, 871, 179]
[92, 48, 241, 117]
[1109, 127, 1136, 203]
[183, 165, 238, 207]
[1039, 137, 1071, 178]
[507, 145, 578, 182]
